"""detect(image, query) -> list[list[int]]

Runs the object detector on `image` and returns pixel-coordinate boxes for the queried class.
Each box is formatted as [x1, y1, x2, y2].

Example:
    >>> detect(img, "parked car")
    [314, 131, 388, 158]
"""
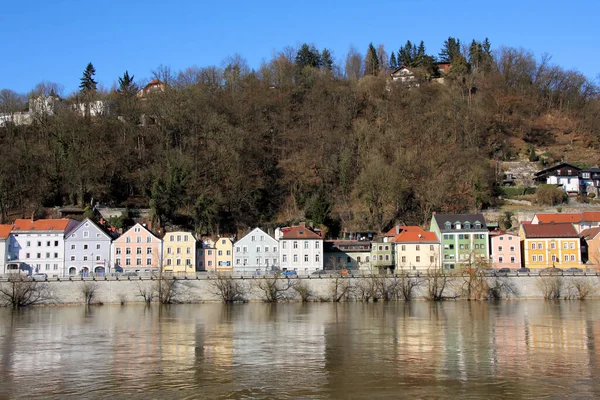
[311, 270, 331, 275]
[497, 268, 512, 274]
[516, 268, 531, 273]
[564, 267, 583, 273]
[120, 271, 138, 277]
[281, 270, 297, 277]
[31, 273, 47, 280]
[540, 267, 561, 275]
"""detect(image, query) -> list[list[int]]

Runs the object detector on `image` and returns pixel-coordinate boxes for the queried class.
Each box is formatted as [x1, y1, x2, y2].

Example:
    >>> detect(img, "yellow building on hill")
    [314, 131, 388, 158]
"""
[520, 223, 581, 270]
[162, 231, 197, 275]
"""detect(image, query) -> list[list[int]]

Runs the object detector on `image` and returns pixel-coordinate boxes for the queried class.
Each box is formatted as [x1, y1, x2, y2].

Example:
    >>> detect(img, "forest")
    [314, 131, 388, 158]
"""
[0, 38, 598, 236]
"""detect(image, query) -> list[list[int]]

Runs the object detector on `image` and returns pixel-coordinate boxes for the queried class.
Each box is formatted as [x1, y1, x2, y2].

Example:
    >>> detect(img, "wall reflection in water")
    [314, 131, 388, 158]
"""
[1, 301, 599, 399]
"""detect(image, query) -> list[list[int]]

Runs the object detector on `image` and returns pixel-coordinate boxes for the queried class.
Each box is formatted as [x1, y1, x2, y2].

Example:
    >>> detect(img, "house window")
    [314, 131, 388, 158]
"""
[208, 261, 212, 267]
[385, 246, 389, 251]
[83, 232, 89, 238]
[498, 246, 503, 252]
[283, 255, 287, 263]
[243, 246, 247, 253]
[167, 259, 172, 266]
[208, 250, 212, 255]
[416, 245, 420, 251]
[96, 244, 101, 250]
[306, 255, 310, 262]
[510, 246, 515, 252]
[137, 237, 141, 243]
[532, 255, 537, 262]
[265, 246, 269, 252]
[147, 258, 152, 266]
[570, 242, 575, 249]
[136, 259, 142, 266]
[252, 236, 255, 241]
[379, 245, 383, 251]
[257, 246, 261, 253]
[83, 244, 88, 250]
[126, 259, 131, 266]
[236, 259, 240, 265]
[401, 245, 406, 251]
[304, 241, 309, 249]
[293, 241, 298, 249]
[236, 247, 240, 253]
[221, 240, 226, 245]
[116, 248, 122, 255]
[126, 237, 131, 243]
[46, 241, 51, 246]
[136, 247, 142, 255]
[499, 256, 504, 263]
[226, 250, 231, 256]
[315, 254, 320, 262]
[430, 245, 434, 251]
[176, 259, 181, 266]
[571, 255, 575, 261]
[563, 242, 568, 249]
[416, 256, 420, 263]
[539, 255, 544, 262]
[552, 255, 558, 262]
[510, 256, 515, 263]
[177, 235, 181, 242]
[218, 250, 223, 256]
[54, 253, 58, 258]
[71, 244, 76, 250]
[167, 248, 172, 254]
[385, 255, 389, 261]
[357, 256, 361, 262]
[499, 237, 504, 241]
[563, 255, 568, 262]
[70, 256, 75, 261]
[176, 247, 181, 254]
[147, 237, 151, 243]
[96, 255, 100, 261]
[379, 255, 383, 261]
[293, 254, 298, 263]
[315, 242, 320, 249]
[187, 247, 191, 254]
[430, 256, 434, 263]
[83, 256, 88, 261]
[531, 243, 536, 250]
[147, 248, 152, 254]
[538, 242, 543, 249]
[551, 242, 556, 249]
[54, 241, 59, 246]
[282, 242, 287, 249]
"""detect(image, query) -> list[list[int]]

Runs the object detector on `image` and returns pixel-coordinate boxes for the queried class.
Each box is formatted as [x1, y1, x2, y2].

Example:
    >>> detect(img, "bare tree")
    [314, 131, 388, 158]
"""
[208, 274, 247, 303]
[537, 275, 563, 300]
[0, 277, 54, 308]
[487, 277, 518, 299]
[398, 273, 424, 301]
[355, 276, 377, 301]
[136, 282, 155, 304]
[374, 275, 402, 301]
[291, 280, 312, 302]
[156, 278, 179, 304]
[425, 267, 457, 301]
[80, 281, 98, 305]
[329, 276, 354, 302]
[254, 274, 294, 302]
[567, 278, 596, 300]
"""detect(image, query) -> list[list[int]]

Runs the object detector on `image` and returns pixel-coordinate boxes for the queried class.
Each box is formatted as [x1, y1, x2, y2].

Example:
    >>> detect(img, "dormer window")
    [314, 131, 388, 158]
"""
[475, 222, 481, 229]
[455, 222, 461, 230]
[464, 222, 471, 229]
[444, 222, 451, 230]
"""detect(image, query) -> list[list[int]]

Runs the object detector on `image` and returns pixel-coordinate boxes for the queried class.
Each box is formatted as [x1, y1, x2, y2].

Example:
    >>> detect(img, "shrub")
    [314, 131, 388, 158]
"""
[536, 185, 568, 206]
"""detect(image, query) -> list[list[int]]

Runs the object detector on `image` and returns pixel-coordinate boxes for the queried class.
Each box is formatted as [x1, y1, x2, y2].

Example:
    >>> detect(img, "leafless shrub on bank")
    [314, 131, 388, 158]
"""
[398, 274, 424, 301]
[567, 277, 597, 300]
[208, 274, 247, 303]
[537, 276, 563, 300]
[254, 275, 294, 302]
[425, 268, 457, 301]
[156, 278, 180, 304]
[330, 276, 354, 302]
[136, 282, 155, 304]
[355, 277, 377, 301]
[118, 293, 127, 305]
[80, 281, 98, 305]
[487, 277, 518, 300]
[292, 280, 312, 302]
[0, 277, 55, 308]
[374, 275, 402, 301]
[461, 270, 489, 300]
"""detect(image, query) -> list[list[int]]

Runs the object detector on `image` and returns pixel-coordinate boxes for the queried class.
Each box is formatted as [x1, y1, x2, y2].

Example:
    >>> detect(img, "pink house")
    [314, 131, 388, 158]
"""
[490, 232, 521, 269]
[113, 223, 162, 272]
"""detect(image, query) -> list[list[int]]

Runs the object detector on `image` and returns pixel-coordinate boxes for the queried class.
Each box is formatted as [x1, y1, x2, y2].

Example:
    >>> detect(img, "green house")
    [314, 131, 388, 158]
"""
[430, 214, 489, 271]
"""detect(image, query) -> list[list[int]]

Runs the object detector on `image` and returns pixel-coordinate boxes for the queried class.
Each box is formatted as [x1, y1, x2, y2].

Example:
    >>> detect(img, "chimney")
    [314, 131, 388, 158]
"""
[395, 225, 400, 235]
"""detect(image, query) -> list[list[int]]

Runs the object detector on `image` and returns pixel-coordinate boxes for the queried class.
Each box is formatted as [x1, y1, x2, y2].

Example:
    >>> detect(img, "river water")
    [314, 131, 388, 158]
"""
[1, 301, 599, 399]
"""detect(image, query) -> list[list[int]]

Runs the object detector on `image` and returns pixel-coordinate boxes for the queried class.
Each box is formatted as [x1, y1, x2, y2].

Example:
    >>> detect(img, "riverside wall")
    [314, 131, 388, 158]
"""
[4, 274, 600, 305]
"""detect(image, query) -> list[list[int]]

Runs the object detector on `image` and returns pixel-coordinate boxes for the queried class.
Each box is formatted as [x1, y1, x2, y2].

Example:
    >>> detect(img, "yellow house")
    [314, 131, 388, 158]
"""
[162, 231, 197, 275]
[520, 223, 581, 270]
[215, 237, 234, 272]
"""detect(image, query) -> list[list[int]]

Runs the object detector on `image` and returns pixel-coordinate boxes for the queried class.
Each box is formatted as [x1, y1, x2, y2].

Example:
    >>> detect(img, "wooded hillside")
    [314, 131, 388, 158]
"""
[0, 39, 598, 235]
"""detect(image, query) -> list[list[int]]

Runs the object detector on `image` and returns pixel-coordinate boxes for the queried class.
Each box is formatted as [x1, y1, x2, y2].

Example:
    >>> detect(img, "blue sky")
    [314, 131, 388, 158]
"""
[1, 0, 598, 95]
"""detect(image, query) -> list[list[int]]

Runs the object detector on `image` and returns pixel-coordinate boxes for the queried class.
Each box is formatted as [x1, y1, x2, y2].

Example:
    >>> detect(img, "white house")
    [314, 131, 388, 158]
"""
[278, 226, 323, 273]
[233, 227, 279, 275]
[9, 219, 79, 276]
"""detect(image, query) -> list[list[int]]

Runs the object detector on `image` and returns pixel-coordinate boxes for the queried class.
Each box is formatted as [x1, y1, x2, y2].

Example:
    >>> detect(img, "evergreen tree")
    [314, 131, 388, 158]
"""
[398, 40, 415, 67]
[295, 43, 322, 69]
[389, 52, 398, 69]
[117, 70, 137, 95]
[79, 62, 97, 94]
[364, 42, 380, 76]
[439, 37, 462, 63]
[321, 48, 334, 71]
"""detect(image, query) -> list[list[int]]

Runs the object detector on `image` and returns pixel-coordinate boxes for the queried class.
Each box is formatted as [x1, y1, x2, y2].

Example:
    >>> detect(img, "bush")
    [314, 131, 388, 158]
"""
[500, 186, 536, 198]
[536, 185, 568, 206]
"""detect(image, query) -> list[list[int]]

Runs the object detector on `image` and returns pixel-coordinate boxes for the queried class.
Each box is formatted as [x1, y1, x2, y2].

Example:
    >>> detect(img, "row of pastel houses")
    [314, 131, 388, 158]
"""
[1, 211, 600, 277]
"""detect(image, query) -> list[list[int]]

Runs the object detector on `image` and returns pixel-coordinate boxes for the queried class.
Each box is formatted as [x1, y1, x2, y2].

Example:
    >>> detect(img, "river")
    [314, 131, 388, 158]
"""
[1, 301, 599, 399]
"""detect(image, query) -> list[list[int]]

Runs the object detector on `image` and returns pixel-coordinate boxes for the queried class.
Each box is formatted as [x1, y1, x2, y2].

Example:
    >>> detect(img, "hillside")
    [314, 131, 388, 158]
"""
[0, 42, 598, 236]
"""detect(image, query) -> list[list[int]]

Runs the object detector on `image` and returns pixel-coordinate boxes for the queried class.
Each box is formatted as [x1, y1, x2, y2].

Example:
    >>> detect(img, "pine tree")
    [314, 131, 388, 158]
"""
[321, 48, 334, 71]
[295, 44, 322, 69]
[389, 52, 398, 69]
[439, 37, 462, 63]
[364, 43, 380, 76]
[79, 62, 97, 94]
[117, 70, 137, 95]
[398, 40, 415, 67]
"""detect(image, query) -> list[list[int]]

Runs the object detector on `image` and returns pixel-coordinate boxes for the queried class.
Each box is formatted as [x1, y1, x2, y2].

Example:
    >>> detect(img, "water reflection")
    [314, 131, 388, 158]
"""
[0, 301, 600, 399]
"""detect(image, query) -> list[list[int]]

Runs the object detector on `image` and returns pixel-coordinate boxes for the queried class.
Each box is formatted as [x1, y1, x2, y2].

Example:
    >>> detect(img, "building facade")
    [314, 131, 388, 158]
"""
[112, 223, 162, 272]
[324, 240, 372, 271]
[490, 232, 521, 269]
[233, 228, 279, 275]
[0, 225, 13, 274]
[279, 226, 323, 273]
[9, 219, 79, 276]
[65, 218, 113, 276]
[197, 239, 216, 272]
[162, 231, 197, 275]
[520, 223, 581, 270]
[215, 237, 234, 272]
[430, 214, 489, 271]
[393, 228, 440, 272]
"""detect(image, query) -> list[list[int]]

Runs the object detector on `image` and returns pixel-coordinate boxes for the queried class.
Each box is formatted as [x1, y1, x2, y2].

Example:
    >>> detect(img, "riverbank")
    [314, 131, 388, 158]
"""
[2, 274, 599, 306]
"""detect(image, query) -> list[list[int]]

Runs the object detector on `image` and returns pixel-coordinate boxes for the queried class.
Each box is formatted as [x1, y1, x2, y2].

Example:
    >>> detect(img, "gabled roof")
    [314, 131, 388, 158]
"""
[237, 227, 277, 245]
[534, 163, 581, 177]
[432, 214, 487, 231]
[12, 218, 76, 232]
[0, 224, 12, 239]
[393, 230, 439, 244]
[522, 223, 578, 238]
[581, 212, 600, 223]
[580, 227, 600, 240]
[282, 226, 322, 240]
[114, 223, 160, 242]
[65, 217, 113, 241]
[384, 225, 423, 237]
[533, 213, 581, 224]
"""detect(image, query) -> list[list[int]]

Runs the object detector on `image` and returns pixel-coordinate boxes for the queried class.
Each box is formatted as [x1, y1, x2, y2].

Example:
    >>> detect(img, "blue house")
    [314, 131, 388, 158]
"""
[64, 218, 114, 276]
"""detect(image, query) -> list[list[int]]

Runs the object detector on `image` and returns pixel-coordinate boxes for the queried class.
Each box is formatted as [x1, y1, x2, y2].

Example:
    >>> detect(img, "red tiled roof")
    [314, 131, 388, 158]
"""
[282, 226, 321, 240]
[580, 227, 600, 240]
[522, 223, 578, 238]
[393, 230, 438, 243]
[12, 219, 73, 232]
[534, 213, 582, 224]
[0, 224, 12, 239]
[581, 212, 600, 222]
[384, 225, 424, 237]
